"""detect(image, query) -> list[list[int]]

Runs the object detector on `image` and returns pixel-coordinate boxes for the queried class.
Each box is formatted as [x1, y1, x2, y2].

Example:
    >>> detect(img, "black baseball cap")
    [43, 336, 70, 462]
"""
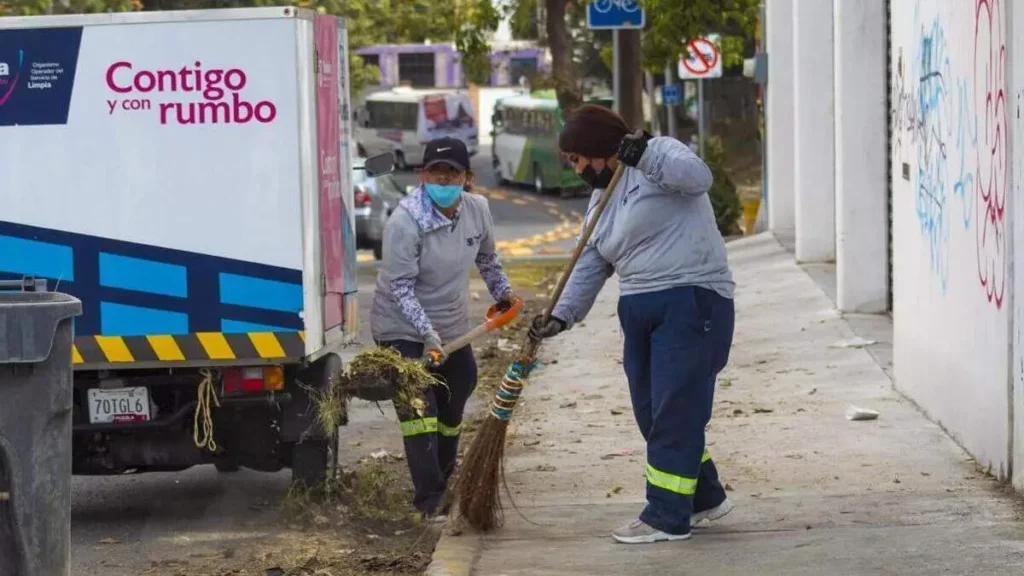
[423, 136, 470, 171]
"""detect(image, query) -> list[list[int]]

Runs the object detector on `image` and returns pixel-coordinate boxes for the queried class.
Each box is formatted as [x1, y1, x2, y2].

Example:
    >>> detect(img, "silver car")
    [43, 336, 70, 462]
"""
[353, 156, 408, 259]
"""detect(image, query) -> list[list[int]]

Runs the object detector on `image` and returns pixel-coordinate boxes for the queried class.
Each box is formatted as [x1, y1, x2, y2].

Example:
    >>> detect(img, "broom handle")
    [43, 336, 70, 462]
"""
[541, 162, 626, 325]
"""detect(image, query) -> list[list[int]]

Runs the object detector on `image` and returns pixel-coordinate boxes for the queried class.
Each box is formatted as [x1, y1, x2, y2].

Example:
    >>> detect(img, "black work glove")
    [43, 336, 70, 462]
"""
[617, 130, 652, 167]
[529, 314, 567, 341]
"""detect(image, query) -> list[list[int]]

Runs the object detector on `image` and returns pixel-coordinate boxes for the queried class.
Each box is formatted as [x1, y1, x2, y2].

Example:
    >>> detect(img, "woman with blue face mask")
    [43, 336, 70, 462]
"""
[370, 136, 518, 522]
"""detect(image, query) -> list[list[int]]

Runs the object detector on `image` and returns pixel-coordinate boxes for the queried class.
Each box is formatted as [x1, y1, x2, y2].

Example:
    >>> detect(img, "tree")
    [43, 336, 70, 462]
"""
[455, 0, 759, 114]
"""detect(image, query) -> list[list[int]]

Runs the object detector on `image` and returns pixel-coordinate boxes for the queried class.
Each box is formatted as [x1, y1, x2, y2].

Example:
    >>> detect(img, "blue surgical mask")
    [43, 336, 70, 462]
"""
[425, 183, 463, 208]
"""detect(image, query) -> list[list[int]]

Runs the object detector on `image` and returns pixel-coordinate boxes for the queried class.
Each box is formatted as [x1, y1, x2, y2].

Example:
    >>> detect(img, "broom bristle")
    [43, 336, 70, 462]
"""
[452, 357, 532, 531]
[453, 418, 508, 530]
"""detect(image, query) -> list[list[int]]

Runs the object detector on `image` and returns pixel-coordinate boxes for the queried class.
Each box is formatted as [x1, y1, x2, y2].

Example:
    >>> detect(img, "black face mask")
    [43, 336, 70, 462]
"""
[579, 164, 614, 189]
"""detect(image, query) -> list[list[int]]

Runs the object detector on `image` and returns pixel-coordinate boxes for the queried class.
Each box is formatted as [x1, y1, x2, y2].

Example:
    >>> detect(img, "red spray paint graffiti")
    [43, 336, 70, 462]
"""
[974, 0, 1007, 308]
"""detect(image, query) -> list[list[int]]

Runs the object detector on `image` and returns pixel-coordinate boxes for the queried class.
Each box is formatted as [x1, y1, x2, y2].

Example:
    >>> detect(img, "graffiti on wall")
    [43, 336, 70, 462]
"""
[973, 0, 1007, 309]
[891, 0, 1006, 308]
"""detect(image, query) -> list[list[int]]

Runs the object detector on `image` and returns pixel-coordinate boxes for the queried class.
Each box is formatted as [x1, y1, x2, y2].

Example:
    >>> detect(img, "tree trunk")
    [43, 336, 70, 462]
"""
[617, 28, 644, 131]
[545, 0, 581, 112]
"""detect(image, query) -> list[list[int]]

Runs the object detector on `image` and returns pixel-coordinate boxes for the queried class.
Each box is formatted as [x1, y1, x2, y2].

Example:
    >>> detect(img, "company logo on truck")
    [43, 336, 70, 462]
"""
[105, 61, 277, 125]
[0, 50, 22, 107]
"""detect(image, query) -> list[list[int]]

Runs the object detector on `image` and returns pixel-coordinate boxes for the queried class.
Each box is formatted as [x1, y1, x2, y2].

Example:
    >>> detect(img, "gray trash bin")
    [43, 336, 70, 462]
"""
[0, 280, 82, 576]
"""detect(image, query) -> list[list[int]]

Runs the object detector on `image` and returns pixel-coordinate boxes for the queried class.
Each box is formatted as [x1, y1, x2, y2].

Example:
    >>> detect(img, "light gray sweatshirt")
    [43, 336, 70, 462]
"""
[370, 187, 512, 343]
[551, 136, 734, 329]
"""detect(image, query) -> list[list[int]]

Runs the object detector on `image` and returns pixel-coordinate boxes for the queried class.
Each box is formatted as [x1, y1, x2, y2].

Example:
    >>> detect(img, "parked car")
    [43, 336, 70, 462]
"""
[353, 156, 408, 259]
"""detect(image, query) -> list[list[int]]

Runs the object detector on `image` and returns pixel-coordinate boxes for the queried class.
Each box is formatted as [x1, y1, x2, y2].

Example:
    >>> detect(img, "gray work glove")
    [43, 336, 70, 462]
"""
[528, 314, 567, 341]
[422, 330, 447, 367]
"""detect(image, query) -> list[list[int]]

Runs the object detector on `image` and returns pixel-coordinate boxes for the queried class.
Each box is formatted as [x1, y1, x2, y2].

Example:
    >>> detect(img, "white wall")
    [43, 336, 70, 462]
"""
[890, 0, 1011, 478]
[792, 0, 836, 262]
[834, 0, 889, 313]
[766, 0, 795, 234]
[1010, 0, 1024, 490]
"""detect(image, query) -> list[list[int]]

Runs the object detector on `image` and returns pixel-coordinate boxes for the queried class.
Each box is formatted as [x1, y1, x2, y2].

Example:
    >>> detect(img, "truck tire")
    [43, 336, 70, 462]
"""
[214, 461, 240, 473]
[291, 438, 330, 488]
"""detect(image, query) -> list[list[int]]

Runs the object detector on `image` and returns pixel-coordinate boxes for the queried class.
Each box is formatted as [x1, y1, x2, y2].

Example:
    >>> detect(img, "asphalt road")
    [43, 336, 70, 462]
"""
[389, 149, 591, 245]
[69, 148, 588, 575]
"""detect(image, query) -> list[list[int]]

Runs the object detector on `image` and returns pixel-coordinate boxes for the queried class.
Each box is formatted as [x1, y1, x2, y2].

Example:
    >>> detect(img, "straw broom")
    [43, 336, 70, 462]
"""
[453, 163, 626, 531]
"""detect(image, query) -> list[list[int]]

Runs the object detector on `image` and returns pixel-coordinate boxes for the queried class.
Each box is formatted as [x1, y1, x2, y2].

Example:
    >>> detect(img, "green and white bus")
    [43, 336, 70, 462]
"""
[491, 93, 614, 197]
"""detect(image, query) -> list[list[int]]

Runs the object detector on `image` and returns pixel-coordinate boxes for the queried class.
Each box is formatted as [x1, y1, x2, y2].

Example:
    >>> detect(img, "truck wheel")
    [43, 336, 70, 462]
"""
[291, 439, 330, 488]
[214, 460, 240, 473]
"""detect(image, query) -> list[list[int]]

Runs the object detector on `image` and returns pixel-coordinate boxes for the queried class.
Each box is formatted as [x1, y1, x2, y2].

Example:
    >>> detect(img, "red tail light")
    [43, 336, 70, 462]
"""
[222, 367, 285, 394]
[354, 186, 371, 207]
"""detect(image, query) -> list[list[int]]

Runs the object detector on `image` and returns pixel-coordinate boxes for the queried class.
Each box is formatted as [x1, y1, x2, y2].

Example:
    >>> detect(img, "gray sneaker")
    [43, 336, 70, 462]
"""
[611, 519, 691, 544]
[691, 498, 734, 527]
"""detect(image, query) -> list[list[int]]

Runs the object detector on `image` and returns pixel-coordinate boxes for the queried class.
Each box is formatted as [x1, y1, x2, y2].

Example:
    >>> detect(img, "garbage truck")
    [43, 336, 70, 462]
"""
[0, 7, 387, 485]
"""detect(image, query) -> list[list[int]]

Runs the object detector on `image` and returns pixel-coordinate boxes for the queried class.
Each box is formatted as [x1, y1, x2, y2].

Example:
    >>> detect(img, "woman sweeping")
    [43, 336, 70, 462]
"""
[370, 136, 517, 522]
[529, 105, 736, 544]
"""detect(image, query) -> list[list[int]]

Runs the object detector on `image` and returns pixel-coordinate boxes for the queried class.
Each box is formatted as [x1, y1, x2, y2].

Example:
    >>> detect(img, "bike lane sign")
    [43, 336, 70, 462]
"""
[678, 34, 722, 79]
[586, 0, 646, 29]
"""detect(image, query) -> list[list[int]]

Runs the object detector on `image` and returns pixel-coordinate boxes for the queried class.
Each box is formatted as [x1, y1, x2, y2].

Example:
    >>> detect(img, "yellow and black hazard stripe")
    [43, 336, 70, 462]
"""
[72, 332, 306, 367]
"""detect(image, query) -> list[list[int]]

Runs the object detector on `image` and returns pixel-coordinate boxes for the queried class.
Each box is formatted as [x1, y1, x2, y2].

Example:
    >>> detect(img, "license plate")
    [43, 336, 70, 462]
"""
[87, 387, 151, 424]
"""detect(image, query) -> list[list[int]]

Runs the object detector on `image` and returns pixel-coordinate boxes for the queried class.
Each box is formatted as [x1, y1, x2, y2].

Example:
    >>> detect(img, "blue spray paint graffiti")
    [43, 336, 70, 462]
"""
[954, 79, 977, 230]
[912, 13, 953, 290]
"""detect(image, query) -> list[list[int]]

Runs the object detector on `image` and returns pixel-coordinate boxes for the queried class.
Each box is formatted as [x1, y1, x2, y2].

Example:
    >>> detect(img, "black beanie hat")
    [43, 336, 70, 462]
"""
[558, 104, 631, 158]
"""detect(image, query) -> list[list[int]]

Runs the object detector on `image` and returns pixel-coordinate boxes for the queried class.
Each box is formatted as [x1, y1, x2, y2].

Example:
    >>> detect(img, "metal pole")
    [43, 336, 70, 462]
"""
[664, 62, 677, 139]
[613, 29, 621, 113]
[645, 70, 659, 135]
[698, 77, 706, 157]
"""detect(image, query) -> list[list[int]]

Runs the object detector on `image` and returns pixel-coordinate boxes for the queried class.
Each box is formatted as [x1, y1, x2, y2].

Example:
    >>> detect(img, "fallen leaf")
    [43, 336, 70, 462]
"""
[808, 388, 817, 395]
[583, 394, 604, 400]
[534, 464, 557, 472]
[610, 408, 625, 416]
[559, 401, 577, 409]
[753, 407, 774, 414]
[98, 537, 119, 545]
[725, 483, 734, 491]
[733, 408, 744, 415]
[718, 378, 732, 388]
[611, 486, 623, 494]
[523, 439, 541, 447]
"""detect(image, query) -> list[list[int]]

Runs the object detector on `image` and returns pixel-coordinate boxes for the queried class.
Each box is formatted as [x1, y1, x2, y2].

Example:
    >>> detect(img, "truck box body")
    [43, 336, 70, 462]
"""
[0, 7, 358, 370]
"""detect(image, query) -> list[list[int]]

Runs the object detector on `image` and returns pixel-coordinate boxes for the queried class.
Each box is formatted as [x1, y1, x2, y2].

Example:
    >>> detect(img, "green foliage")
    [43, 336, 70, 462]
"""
[639, 0, 759, 71]
[454, 0, 502, 86]
[1, 0, 140, 16]
[702, 135, 743, 237]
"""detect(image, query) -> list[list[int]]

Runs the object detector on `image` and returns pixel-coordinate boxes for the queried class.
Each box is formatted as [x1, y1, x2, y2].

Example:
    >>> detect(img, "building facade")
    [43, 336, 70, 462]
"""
[354, 42, 548, 89]
[765, 0, 1024, 488]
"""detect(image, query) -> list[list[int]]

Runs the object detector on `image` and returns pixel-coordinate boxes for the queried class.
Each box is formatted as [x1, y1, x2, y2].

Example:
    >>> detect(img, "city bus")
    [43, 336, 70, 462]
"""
[491, 93, 613, 197]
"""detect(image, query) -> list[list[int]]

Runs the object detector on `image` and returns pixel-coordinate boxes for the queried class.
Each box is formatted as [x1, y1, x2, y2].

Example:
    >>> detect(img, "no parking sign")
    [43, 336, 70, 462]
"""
[678, 34, 722, 80]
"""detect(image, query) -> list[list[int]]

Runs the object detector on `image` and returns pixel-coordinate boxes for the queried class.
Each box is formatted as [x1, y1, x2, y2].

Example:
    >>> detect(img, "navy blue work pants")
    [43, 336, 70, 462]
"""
[376, 340, 477, 516]
[618, 285, 735, 535]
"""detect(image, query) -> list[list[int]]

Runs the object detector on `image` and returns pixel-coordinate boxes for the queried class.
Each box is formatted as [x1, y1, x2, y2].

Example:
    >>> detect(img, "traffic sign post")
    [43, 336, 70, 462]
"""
[677, 34, 722, 158]
[587, 1, 647, 116]
[586, 0, 646, 30]
[661, 84, 681, 106]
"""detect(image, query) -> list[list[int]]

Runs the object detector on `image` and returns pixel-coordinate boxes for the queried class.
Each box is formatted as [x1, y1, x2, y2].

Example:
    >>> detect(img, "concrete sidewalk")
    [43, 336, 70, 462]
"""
[429, 234, 1024, 575]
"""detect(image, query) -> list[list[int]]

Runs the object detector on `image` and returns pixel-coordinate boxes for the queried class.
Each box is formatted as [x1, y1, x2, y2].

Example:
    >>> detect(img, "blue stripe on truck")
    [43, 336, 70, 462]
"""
[219, 273, 303, 313]
[99, 252, 188, 298]
[0, 234, 74, 281]
[100, 302, 190, 336]
[222, 319, 293, 334]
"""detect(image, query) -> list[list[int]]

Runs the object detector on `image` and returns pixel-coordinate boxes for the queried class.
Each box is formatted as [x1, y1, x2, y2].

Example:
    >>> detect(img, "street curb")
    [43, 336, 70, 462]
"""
[425, 531, 483, 576]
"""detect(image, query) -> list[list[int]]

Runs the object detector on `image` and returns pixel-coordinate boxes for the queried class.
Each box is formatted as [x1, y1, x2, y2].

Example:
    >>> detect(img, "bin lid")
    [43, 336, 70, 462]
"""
[0, 292, 83, 364]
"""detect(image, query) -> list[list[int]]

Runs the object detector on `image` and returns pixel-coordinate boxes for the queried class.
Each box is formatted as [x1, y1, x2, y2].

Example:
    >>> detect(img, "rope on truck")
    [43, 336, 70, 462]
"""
[193, 369, 220, 451]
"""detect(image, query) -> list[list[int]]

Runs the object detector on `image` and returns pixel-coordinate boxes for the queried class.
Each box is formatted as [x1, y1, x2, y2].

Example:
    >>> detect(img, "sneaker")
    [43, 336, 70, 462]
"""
[611, 519, 691, 544]
[691, 498, 734, 527]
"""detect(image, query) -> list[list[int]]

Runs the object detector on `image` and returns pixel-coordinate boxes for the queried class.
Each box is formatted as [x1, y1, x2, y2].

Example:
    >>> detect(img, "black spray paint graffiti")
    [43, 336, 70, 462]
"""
[890, 1, 1006, 307]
